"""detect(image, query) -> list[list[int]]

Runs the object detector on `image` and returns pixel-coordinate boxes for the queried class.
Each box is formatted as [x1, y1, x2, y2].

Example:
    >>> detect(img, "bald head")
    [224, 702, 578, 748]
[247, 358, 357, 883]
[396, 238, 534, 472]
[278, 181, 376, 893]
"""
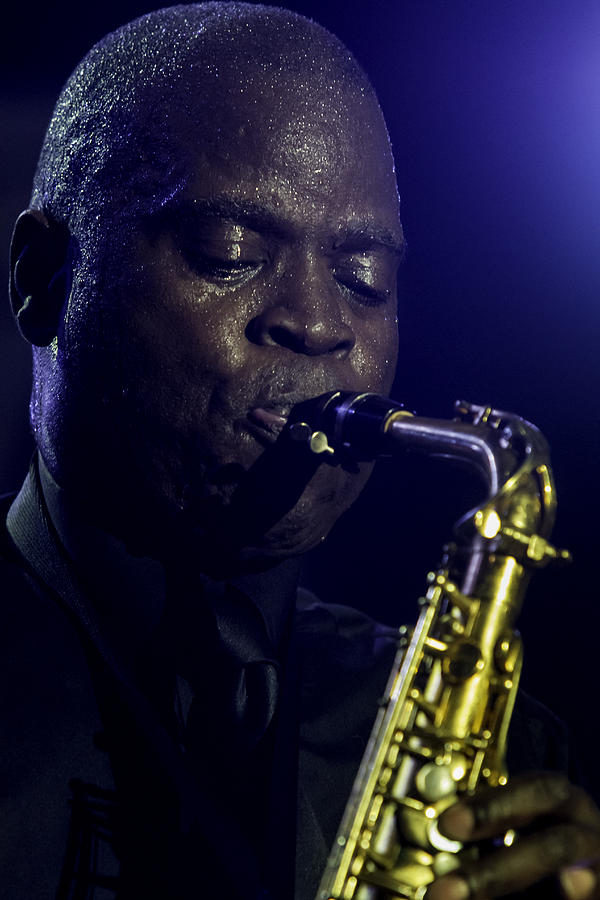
[32, 3, 383, 235]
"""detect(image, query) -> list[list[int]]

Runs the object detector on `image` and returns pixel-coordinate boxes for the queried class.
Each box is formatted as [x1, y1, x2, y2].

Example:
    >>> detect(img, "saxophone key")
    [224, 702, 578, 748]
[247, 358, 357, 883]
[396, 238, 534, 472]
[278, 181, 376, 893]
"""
[414, 762, 457, 803]
[432, 851, 461, 877]
[426, 818, 462, 854]
[359, 848, 436, 898]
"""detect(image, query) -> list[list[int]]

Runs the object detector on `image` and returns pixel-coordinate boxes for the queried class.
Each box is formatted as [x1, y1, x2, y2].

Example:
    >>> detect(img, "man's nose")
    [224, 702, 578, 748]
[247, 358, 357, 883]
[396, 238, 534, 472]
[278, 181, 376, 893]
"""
[246, 268, 356, 358]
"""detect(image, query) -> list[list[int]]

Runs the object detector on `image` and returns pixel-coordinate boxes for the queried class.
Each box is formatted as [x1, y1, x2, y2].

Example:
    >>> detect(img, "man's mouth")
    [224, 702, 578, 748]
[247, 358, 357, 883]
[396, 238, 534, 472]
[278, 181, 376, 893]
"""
[246, 405, 290, 445]
[245, 384, 340, 447]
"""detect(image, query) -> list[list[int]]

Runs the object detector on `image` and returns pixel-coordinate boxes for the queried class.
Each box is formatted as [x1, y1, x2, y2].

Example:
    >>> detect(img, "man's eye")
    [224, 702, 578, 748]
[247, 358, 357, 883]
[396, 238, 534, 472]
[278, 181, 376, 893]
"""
[333, 272, 391, 308]
[332, 255, 394, 308]
[198, 256, 263, 283]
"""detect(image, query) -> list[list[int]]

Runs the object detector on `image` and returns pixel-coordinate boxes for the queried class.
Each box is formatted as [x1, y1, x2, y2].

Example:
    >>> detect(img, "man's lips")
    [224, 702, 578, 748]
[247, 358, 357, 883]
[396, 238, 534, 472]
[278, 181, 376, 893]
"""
[245, 388, 340, 446]
[246, 406, 289, 443]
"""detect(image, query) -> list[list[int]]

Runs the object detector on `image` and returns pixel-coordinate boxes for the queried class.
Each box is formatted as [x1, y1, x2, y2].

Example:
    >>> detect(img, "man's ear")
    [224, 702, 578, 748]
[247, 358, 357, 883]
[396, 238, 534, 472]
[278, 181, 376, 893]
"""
[9, 209, 72, 347]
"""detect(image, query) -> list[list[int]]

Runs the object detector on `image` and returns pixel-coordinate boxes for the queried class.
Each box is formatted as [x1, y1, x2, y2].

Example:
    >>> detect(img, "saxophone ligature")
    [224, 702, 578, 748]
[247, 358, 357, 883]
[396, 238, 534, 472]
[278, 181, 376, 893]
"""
[288, 391, 570, 900]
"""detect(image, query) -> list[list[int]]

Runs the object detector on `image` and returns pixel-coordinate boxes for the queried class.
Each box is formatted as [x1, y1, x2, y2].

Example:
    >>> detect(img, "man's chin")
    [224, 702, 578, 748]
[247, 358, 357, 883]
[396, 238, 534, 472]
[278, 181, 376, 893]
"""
[110, 444, 374, 574]
[185, 464, 371, 575]
[236, 513, 332, 562]
[175, 508, 332, 577]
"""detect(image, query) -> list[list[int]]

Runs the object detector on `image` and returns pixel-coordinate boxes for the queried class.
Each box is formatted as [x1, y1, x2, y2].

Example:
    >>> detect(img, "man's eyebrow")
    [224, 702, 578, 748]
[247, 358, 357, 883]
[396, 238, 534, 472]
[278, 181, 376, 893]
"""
[335, 225, 406, 258]
[170, 196, 406, 256]
[175, 196, 291, 235]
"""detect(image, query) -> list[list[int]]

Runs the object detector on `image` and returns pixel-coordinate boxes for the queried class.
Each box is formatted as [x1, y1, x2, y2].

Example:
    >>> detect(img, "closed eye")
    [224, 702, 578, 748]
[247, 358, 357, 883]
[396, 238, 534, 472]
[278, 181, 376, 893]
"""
[335, 275, 391, 307]
[196, 256, 264, 284]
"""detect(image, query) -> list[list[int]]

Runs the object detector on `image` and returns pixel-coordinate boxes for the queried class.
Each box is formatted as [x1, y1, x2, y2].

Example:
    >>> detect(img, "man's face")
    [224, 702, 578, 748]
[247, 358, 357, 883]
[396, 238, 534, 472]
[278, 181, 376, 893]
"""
[61, 72, 403, 564]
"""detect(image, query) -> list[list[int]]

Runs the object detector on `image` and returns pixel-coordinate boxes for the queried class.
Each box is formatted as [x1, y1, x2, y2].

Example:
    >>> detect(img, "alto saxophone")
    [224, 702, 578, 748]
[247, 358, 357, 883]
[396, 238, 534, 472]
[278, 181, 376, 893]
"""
[288, 392, 570, 900]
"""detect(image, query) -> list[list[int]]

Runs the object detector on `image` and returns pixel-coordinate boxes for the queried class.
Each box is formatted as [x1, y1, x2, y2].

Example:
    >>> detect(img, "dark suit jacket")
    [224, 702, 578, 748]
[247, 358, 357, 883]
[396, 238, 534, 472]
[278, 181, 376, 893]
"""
[1, 462, 572, 900]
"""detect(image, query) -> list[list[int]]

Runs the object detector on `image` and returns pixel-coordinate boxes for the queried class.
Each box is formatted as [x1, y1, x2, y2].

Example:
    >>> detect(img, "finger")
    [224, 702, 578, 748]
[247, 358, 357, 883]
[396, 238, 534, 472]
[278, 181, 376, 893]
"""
[439, 773, 599, 842]
[559, 867, 599, 900]
[425, 874, 469, 900]
[429, 822, 600, 900]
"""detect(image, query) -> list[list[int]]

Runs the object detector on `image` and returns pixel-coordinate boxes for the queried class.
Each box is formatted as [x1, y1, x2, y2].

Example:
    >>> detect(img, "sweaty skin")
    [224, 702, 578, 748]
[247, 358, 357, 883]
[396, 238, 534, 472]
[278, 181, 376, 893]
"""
[9, 6, 600, 896]
[40, 68, 402, 564]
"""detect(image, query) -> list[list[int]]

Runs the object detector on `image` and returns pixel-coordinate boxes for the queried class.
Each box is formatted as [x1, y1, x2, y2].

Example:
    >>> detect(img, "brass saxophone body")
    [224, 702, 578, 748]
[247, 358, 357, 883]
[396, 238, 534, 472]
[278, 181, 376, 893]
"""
[288, 392, 569, 900]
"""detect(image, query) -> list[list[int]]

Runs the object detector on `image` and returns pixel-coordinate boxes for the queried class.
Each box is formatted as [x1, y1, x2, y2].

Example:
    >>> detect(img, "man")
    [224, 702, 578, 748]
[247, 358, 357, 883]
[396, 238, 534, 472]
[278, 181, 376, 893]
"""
[2, 4, 599, 899]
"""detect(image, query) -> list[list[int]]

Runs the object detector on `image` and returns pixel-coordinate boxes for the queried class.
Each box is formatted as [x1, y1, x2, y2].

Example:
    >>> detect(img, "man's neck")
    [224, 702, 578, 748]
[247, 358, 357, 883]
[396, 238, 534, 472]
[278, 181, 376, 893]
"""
[37, 452, 302, 657]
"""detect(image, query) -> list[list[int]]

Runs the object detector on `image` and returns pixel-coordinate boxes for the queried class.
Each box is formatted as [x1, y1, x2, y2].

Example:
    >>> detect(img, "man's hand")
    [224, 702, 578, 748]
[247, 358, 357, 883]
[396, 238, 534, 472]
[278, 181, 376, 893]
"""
[426, 772, 600, 899]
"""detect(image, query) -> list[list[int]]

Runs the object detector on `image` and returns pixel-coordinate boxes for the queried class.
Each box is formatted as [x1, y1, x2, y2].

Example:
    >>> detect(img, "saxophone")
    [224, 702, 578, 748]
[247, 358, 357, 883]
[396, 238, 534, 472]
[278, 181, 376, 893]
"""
[288, 391, 570, 900]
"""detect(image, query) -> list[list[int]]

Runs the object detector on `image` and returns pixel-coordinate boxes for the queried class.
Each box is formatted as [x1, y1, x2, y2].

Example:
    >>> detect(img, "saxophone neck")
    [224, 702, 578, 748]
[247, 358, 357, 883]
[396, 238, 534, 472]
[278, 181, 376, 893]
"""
[287, 391, 570, 573]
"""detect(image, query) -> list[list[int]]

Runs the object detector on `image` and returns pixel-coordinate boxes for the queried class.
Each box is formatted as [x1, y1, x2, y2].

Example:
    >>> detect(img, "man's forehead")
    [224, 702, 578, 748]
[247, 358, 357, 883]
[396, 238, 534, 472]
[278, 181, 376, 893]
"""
[153, 147, 401, 254]
[159, 60, 385, 157]
[138, 68, 401, 235]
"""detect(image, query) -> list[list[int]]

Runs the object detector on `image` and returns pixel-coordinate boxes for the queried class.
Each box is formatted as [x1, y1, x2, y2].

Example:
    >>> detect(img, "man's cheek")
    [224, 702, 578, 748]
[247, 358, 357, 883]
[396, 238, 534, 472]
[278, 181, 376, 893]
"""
[353, 348, 397, 393]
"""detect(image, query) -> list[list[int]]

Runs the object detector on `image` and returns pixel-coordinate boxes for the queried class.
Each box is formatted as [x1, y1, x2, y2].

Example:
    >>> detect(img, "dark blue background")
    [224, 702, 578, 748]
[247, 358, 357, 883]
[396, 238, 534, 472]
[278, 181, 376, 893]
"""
[2, 0, 599, 789]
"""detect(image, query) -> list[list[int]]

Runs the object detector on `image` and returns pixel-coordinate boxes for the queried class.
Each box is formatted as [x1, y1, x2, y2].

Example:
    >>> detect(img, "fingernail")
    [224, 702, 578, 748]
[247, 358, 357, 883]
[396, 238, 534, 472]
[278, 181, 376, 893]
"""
[438, 803, 475, 840]
[559, 867, 597, 900]
[426, 875, 470, 899]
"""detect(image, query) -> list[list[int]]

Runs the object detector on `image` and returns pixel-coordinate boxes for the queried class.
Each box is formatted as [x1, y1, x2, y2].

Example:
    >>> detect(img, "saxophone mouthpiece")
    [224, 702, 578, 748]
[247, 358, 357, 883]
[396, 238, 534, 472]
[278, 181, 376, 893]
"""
[286, 391, 412, 460]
